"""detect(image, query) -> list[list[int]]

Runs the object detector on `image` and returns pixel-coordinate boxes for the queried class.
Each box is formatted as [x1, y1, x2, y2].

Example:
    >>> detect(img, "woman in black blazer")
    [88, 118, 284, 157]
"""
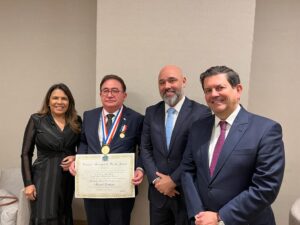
[21, 83, 81, 225]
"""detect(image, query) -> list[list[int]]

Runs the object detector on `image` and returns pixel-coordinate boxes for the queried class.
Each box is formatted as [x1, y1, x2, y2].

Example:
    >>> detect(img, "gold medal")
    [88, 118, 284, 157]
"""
[120, 132, 125, 138]
[101, 145, 110, 154]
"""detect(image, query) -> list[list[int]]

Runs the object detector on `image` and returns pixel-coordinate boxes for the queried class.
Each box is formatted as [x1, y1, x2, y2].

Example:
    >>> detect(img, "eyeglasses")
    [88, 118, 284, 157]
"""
[101, 88, 122, 96]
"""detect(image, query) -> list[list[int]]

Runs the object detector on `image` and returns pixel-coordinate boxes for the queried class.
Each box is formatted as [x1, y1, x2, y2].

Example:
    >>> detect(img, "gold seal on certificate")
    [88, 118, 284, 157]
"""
[101, 145, 110, 154]
[120, 132, 125, 138]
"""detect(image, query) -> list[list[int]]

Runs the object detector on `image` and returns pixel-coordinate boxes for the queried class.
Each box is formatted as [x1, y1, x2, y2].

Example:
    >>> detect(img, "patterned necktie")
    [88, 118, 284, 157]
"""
[165, 108, 176, 149]
[106, 114, 114, 131]
[210, 121, 227, 176]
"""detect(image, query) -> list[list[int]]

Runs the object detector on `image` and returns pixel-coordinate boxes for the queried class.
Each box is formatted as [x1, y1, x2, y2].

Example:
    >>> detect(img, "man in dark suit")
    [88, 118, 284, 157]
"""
[141, 65, 211, 225]
[69, 74, 144, 225]
[181, 66, 285, 225]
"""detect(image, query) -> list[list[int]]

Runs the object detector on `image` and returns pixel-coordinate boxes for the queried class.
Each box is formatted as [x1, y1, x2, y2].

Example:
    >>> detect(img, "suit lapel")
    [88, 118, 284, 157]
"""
[109, 106, 128, 148]
[169, 98, 191, 151]
[210, 108, 249, 181]
[93, 108, 102, 151]
[157, 104, 168, 154]
[152, 102, 168, 154]
[201, 116, 215, 180]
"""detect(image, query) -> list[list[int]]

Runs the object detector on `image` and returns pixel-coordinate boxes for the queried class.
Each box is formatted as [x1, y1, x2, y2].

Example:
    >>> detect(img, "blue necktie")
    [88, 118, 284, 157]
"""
[165, 108, 176, 149]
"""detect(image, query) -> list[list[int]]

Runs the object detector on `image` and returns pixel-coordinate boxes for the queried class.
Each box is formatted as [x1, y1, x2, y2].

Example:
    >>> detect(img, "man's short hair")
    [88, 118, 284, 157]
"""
[100, 74, 127, 92]
[200, 66, 240, 89]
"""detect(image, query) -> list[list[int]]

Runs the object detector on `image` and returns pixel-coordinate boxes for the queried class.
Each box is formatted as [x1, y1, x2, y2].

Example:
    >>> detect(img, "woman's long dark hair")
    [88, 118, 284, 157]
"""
[39, 83, 80, 133]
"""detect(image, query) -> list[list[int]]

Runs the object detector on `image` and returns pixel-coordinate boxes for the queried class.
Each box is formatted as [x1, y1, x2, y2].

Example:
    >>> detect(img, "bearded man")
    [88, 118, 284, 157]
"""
[141, 65, 211, 225]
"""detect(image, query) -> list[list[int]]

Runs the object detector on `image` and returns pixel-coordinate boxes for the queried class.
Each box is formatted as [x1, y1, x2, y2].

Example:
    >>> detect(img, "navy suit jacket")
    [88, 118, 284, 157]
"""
[181, 107, 285, 225]
[78, 106, 144, 168]
[141, 97, 211, 208]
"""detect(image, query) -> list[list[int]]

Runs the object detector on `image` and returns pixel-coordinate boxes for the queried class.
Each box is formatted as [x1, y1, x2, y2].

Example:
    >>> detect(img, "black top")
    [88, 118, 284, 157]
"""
[21, 113, 81, 224]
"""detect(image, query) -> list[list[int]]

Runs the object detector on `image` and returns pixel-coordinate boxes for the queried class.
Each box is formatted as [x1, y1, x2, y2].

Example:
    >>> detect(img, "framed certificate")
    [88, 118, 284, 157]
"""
[75, 153, 135, 198]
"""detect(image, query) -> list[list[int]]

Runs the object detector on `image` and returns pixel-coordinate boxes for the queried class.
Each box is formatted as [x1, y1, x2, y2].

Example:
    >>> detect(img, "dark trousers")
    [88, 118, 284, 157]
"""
[150, 197, 189, 225]
[84, 198, 135, 225]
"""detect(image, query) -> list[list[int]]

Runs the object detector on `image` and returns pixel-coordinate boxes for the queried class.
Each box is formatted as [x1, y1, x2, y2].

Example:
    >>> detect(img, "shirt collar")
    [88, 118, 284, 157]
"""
[214, 104, 241, 127]
[103, 107, 122, 117]
[165, 96, 186, 113]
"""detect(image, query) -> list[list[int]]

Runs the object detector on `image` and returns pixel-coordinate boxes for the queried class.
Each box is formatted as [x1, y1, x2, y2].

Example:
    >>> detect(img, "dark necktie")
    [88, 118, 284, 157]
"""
[106, 114, 114, 131]
[210, 121, 227, 176]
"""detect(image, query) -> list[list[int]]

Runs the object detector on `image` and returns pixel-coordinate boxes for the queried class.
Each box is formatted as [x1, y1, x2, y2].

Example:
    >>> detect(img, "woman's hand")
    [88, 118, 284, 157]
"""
[69, 161, 76, 176]
[24, 184, 37, 201]
[61, 155, 75, 171]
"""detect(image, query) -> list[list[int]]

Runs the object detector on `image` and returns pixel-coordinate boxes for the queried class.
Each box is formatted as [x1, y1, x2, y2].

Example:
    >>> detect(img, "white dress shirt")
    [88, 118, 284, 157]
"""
[98, 108, 120, 146]
[164, 96, 186, 126]
[208, 105, 241, 166]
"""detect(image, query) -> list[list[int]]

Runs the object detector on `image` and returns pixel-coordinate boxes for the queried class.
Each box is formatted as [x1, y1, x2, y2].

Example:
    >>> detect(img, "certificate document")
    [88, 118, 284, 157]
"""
[75, 153, 135, 198]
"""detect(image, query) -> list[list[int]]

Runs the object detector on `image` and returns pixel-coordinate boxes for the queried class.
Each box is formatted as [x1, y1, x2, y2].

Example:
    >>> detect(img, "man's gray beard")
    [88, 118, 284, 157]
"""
[163, 94, 180, 107]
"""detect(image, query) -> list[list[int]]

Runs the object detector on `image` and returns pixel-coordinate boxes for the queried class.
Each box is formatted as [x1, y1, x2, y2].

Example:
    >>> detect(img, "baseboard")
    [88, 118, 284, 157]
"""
[74, 220, 88, 225]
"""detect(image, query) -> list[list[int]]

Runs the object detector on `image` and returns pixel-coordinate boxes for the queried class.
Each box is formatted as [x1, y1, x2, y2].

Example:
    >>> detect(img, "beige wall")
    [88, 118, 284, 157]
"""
[249, 0, 300, 224]
[0, 0, 97, 220]
[1, 0, 298, 224]
[97, 1, 256, 225]
[97, 0, 255, 111]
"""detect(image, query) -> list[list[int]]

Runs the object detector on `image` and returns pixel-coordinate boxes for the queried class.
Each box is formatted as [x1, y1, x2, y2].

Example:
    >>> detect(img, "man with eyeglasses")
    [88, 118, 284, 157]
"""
[69, 74, 144, 225]
[141, 65, 211, 225]
[181, 66, 285, 225]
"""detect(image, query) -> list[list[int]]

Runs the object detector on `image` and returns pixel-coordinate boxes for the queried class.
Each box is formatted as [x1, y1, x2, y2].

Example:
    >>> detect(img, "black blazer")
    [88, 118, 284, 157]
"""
[78, 105, 144, 168]
[141, 97, 211, 207]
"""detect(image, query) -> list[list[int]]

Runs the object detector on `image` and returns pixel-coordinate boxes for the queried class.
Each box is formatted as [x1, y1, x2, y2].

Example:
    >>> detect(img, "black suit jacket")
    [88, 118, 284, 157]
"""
[141, 97, 211, 207]
[78, 105, 144, 168]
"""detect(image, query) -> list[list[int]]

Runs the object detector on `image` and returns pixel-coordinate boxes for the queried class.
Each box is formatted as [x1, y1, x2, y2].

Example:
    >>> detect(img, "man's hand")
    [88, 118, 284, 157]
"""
[195, 211, 218, 225]
[154, 171, 179, 197]
[24, 184, 37, 201]
[132, 169, 144, 185]
[69, 161, 76, 176]
[61, 155, 75, 171]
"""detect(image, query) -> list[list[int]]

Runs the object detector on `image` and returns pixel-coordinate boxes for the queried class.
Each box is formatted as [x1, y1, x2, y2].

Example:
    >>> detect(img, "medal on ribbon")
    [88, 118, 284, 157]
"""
[101, 145, 110, 154]
[100, 107, 123, 159]
[119, 124, 127, 138]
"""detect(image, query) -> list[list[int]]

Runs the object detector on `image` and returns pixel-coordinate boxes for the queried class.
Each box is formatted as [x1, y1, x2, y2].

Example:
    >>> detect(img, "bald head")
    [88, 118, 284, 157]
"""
[159, 65, 184, 78]
[158, 65, 186, 107]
